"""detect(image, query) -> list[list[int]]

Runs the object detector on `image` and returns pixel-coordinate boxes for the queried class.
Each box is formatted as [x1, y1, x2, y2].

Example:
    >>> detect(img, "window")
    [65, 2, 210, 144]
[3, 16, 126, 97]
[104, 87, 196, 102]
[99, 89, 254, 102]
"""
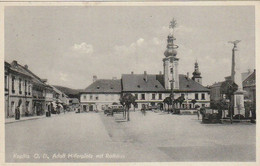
[83, 95, 86, 99]
[195, 93, 199, 100]
[152, 94, 156, 100]
[201, 93, 205, 100]
[170, 68, 173, 73]
[5, 75, 8, 90]
[159, 94, 162, 100]
[28, 84, 31, 95]
[90, 95, 93, 100]
[96, 96, 99, 100]
[202, 104, 205, 107]
[141, 94, 145, 100]
[19, 78, 22, 94]
[12, 76, 15, 93]
[135, 94, 138, 100]
[25, 80, 27, 95]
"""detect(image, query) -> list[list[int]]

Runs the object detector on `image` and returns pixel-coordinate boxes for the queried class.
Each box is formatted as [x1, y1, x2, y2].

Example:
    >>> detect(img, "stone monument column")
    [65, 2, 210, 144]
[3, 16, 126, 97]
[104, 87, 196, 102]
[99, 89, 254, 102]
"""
[230, 40, 245, 116]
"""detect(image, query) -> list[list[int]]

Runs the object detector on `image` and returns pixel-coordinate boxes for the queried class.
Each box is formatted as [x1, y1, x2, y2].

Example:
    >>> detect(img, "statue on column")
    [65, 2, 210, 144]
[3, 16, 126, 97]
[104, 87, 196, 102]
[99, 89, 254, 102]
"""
[228, 40, 245, 119]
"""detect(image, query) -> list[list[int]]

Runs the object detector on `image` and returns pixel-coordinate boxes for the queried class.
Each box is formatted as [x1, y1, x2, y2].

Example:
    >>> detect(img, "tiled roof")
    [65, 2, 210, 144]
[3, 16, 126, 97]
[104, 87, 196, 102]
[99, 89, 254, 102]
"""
[82, 79, 122, 93]
[122, 74, 209, 92]
[243, 70, 255, 88]
[178, 74, 210, 92]
[6, 61, 32, 78]
[19, 65, 47, 87]
[122, 74, 165, 92]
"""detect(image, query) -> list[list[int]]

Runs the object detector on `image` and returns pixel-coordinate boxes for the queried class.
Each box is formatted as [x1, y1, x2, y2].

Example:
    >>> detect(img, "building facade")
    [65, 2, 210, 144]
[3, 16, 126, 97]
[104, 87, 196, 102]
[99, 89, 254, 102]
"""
[210, 70, 255, 103]
[80, 29, 210, 111]
[243, 70, 256, 103]
[80, 79, 121, 112]
[5, 61, 33, 118]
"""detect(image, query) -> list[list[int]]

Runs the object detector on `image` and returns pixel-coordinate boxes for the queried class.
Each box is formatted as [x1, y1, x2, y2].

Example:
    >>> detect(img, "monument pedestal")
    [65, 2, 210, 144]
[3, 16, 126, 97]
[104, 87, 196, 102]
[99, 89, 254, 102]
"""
[233, 89, 245, 116]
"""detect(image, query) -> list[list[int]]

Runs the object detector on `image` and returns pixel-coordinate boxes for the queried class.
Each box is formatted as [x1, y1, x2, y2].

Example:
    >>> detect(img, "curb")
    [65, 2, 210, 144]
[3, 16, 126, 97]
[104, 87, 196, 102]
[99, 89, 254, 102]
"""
[5, 116, 46, 124]
[5, 112, 76, 124]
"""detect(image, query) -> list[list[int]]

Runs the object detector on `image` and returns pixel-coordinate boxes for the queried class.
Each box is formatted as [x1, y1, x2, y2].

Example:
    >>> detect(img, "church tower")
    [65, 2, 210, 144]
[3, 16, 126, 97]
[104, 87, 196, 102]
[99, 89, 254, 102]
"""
[192, 61, 202, 85]
[163, 19, 179, 90]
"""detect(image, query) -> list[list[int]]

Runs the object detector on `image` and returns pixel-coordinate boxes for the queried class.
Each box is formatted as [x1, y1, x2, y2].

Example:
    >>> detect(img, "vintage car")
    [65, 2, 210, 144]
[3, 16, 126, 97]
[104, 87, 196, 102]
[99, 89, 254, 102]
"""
[201, 108, 221, 123]
[147, 105, 160, 110]
[104, 105, 124, 116]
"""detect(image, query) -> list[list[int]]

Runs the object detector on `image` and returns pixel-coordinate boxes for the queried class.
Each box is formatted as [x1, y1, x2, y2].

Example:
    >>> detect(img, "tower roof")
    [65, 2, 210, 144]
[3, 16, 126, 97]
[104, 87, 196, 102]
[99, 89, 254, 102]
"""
[192, 61, 201, 78]
[164, 34, 178, 57]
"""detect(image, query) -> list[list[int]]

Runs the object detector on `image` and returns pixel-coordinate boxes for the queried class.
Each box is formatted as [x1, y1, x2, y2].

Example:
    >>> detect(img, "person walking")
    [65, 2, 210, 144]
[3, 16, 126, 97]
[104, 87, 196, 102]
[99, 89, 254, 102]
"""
[196, 105, 200, 120]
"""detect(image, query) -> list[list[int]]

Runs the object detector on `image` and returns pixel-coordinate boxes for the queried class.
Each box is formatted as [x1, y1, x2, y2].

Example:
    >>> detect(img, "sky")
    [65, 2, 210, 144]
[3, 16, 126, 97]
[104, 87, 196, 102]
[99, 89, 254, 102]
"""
[5, 6, 255, 89]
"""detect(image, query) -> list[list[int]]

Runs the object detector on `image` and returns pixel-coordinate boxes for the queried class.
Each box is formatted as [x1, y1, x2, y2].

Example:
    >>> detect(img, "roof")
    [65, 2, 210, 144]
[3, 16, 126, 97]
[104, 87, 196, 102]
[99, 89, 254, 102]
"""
[19, 65, 47, 87]
[5, 61, 32, 78]
[241, 71, 253, 81]
[82, 79, 122, 93]
[71, 98, 79, 104]
[209, 81, 223, 88]
[122, 74, 165, 92]
[178, 75, 210, 92]
[243, 70, 255, 88]
[121, 74, 209, 92]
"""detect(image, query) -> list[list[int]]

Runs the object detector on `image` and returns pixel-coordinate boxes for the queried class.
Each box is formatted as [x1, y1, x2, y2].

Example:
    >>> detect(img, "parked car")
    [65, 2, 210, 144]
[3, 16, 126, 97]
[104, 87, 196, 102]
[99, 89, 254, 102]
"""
[111, 105, 124, 113]
[202, 108, 221, 123]
[104, 105, 124, 116]
[148, 105, 159, 110]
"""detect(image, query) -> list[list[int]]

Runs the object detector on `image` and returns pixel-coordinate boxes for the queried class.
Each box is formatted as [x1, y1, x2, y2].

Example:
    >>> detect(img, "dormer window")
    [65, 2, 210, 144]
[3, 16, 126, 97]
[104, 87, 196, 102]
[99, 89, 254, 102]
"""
[186, 85, 190, 88]
[155, 85, 158, 88]
[137, 85, 140, 88]
[110, 87, 113, 89]
[97, 86, 100, 89]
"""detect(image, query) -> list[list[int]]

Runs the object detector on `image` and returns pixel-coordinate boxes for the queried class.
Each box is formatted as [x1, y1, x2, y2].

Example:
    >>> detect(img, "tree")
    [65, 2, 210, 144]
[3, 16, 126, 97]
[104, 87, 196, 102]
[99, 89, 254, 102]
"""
[176, 96, 185, 108]
[119, 93, 136, 121]
[163, 97, 172, 113]
[220, 80, 238, 100]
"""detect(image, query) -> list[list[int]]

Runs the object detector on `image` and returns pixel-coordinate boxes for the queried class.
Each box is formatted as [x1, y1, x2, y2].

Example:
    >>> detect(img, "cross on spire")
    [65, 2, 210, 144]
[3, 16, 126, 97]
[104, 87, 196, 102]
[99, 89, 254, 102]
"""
[169, 18, 177, 30]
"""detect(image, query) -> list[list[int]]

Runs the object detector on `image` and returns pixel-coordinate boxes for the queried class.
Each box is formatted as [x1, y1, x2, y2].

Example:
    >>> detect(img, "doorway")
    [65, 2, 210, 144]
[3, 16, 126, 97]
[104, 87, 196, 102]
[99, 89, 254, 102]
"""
[89, 105, 94, 111]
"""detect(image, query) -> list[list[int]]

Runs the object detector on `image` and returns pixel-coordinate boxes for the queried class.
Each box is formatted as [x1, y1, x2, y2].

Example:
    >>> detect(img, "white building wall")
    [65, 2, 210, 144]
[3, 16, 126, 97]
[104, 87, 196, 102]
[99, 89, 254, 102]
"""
[80, 93, 121, 111]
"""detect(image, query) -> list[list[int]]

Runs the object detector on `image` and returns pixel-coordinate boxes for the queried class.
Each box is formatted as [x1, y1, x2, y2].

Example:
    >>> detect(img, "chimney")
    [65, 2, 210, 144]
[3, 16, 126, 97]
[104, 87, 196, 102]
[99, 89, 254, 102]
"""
[41, 79, 48, 83]
[12, 60, 18, 67]
[24, 64, 28, 69]
[93, 75, 97, 82]
[112, 77, 117, 80]
[144, 71, 148, 82]
[187, 72, 189, 78]
[131, 71, 134, 75]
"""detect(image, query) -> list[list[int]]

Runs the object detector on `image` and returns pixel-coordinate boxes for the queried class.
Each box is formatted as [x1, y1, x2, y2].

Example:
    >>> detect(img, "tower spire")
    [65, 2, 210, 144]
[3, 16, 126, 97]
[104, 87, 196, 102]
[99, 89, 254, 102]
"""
[163, 18, 180, 90]
[192, 61, 202, 85]
[164, 18, 178, 57]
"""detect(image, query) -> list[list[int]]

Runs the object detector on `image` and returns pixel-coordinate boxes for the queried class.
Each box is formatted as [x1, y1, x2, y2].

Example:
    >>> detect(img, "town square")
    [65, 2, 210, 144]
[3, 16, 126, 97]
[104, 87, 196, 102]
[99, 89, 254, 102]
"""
[3, 5, 256, 163]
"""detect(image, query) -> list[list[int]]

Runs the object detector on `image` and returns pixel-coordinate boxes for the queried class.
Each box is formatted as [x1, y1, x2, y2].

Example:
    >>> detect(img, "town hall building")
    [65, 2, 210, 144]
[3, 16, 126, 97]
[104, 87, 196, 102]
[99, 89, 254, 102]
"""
[80, 26, 210, 112]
